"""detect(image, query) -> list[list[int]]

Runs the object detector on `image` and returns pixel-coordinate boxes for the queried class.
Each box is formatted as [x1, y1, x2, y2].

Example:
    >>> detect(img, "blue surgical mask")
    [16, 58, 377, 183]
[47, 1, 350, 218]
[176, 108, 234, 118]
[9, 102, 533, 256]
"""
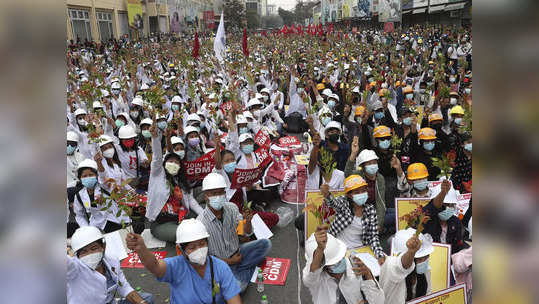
[413, 179, 429, 191]
[171, 104, 179, 111]
[423, 141, 435, 151]
[241, 144, 254, 154]
[321, 117, 331, 126]
[464, 143, 472, 152]
[115, 119, 125, 128]
[142, 130, 152, 138]
[328, 258, 347, 274]
[438, 207, 455, 221]
[208, 195, 226, 210]
[67, 145, 76, 155]
[374, 111, 385, 120]
[454, 118, 462, 125]
[365, 164, 379, 175]
[328, 100, 336, 108]
[406, 93, 414, 99]
[378, 139, 390, 150]
[224, 162, 237, 174]
[112, 89, 121, 95]
[157, 121, 168, 130]
[464, 88, 471, 94]
[174, 150, 185, 159]
[352, 192, 368, 206]
[415, 259, 430, 274]
[239, 127, 249, 134]
[81, 176, 97, 189]
[403, 117, 412, 126]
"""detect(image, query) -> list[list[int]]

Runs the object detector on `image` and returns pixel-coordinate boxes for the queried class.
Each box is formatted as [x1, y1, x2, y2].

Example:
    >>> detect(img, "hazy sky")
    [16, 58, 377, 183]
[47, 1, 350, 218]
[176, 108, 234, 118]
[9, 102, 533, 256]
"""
[268, 0, 297, 11]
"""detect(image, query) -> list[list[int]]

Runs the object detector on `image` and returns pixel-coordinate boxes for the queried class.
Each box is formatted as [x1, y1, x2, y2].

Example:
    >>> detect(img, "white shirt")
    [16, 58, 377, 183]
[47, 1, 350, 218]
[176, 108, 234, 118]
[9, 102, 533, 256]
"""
[379, 255, 415, 304]
[115, 144, 148, 179]
[302, 258, 384, 304]
[306, 167, 345, 191]
[337, 216, 364, 249]
[67, 151, 85, 188]
[72, 186, 131, 229]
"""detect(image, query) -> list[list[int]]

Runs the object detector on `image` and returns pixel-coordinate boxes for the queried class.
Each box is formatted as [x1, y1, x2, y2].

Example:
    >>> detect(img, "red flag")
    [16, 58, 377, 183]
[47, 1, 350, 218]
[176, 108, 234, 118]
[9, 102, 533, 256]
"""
[307, 24, 311, 35]
[192, 31, 199, 59]
[242, 28, 249, 57]
[329, 24, 334, 33]
[290, 24, 296, 34]
[281, 25, 288, 34]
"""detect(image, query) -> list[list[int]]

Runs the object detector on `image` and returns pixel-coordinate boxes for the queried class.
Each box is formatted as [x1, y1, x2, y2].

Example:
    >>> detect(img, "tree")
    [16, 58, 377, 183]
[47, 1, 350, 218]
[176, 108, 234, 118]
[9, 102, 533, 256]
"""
[223, 0, 246, 30]
[278, 7, 295, 25]
[261, 15, 284, 29]
[246, 11, 260, 29]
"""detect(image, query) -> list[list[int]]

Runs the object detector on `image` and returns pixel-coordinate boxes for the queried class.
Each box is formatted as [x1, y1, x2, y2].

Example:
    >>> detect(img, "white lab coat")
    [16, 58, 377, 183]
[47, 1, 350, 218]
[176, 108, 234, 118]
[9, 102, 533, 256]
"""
[379, 254, 432, 304]
[72, 186, 131, 230]
[114, 144, 148, 179]
[67, 254, 134, 304]
[302, 258, 385, 304]
[67, 150, 85, 188]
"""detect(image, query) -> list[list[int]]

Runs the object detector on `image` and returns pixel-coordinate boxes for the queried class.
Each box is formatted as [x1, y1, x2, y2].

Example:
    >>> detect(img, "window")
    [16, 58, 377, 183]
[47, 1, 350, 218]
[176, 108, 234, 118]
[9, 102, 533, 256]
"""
[69, 8, 92, 42]
[97, 11, 114, 41]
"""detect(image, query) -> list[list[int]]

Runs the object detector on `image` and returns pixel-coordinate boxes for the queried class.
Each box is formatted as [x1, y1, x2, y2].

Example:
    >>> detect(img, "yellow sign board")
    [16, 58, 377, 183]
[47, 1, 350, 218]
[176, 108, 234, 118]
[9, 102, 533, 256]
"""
[304, 190, 344, 240]
[348, 246, 375, 257]
[406, 283, 467, 304]
[395, 198, 431, 231]
[431, 243, 451, 293]
[126, 0, 143, 29]
[294, 154, 310, 166]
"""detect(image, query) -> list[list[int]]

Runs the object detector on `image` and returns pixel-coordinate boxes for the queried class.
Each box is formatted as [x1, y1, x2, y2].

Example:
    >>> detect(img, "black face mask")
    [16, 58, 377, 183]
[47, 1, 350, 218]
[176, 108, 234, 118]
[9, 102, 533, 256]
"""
[328, 133, 340, 143]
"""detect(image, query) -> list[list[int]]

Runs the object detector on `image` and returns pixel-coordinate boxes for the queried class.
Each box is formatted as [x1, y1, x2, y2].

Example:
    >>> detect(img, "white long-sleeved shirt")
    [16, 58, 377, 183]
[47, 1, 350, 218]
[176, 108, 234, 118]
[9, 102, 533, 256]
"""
[379, 254, 415, 304]
[72, 186, 131, 230]
[67, 150, 85, 188]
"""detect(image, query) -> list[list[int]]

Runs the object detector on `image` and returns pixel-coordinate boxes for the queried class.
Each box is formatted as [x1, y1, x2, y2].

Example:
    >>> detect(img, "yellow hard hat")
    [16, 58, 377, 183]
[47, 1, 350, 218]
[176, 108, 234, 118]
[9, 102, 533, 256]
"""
[449, 91, 459, 97]
[395, 80, 401, 87]
[403, 86, 414, 94]
[369, 81, 377, 87]
[418, 127, 437, 140]
[368, 55, 374, 61]
[418, 38, 423, 44]
[344, 175, 367, 193]
[373, 125, 391, 138]
[407, 163, 429, 180]
[355, 106, 365, 116]
[169, 63, 175, 67]
[316, 83, 325, 90]
[428, 61, 435, 65]
[428, 113, 443, 123]
[379, 88, 388, 97]
[449, 105, 465, 116]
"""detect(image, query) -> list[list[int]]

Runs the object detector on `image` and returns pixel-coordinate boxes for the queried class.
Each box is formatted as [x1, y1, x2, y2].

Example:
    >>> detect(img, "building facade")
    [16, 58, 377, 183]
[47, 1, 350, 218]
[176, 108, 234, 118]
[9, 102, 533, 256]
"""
[266, 4, 276, 15]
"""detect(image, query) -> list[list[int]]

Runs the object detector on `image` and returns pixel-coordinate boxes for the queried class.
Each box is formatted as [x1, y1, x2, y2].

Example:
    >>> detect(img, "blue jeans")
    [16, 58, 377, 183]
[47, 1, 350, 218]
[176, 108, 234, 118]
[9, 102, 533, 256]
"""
[116, 292, 154, 303]
[229, 239, 272, 291]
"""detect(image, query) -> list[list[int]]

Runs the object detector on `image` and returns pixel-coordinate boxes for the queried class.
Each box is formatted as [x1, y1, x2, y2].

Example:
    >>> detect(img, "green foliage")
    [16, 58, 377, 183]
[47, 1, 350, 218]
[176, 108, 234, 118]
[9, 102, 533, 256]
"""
[431, 154, 453, 179]
[223, 0, 246, 29]
[246, 11, 260, 29]
[319, 147, 337, 182]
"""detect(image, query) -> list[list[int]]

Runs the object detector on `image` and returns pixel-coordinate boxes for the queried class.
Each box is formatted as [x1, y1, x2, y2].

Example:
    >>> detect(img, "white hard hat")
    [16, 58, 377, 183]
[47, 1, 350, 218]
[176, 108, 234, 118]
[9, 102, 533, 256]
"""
[243, 111, 254, 120]
[98, 135, 114, 147]
[318, 106, 332, 116]
[140, 118, 153, 126]
[140, 83, 149, 90]
[71, 226, 104, 252]
[67, 131, 79, 142]
[101, 89, 110, 97]
[344, 63, 350, 70]
[118, 125, 137, 139]
[171, 95, 182, 104]
[208, 92, 217, 100]
[329, 93, 340, 101]
[111, 82, 121, 89]
[255, 93, 264, 100]
[131, 97, 144, 107]
[324, 121, 341, 133]
[93, 101, 103, 109]
[305, 232, 346, 266]
[176, 218, 210, 244]
[74, 108, 87, 117]
[321, 88, 332, 97]
[236, 115, 248, 124]
[117, 113, 129, 121]
[391, 228, 434, 258]
[171, 136, 184, 146]
[352, 86, 360, 93]
[77, 158, 98, 171]
[215, 78, 223, 84]
[357, 149, 379, 165]
[187, 113, 201, 123]
[202, 172, 227, 191]
[247, 98, 263, 108]
[261, 88, 270, 94]
[239, 133, 253, 143]
[196, 110, 206, 118]
[184, 126, 199, 136]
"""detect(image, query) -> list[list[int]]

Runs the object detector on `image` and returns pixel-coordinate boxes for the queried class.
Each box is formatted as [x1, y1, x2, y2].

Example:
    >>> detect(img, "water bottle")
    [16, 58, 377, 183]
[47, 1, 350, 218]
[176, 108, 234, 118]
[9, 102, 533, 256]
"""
[260, 294, 268, 304]
[257, 269, 264, 293]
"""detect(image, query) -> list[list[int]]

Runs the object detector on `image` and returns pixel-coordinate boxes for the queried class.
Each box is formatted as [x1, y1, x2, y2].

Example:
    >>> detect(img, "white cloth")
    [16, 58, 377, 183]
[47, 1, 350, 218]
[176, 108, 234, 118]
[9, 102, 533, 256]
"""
[213, 14, 226, 62]
[337, 216, 364, 250]
[379, 254, 415, 304]
[114, 144, 148, 179]
[306, 167, 345, 190]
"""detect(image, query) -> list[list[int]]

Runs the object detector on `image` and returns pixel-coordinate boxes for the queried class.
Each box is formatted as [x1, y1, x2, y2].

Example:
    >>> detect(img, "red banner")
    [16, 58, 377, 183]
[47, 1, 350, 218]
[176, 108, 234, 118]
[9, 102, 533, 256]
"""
[254, 129, 271, 148]
[219, 101, 232, 116]
[257, 257, 291, 285]
[384, 22, 394, 33]
[230, 149, 271, 189]
[182, 150, 216, 181]
[278, 136, 301, 147]
[121, 251, 167, 268]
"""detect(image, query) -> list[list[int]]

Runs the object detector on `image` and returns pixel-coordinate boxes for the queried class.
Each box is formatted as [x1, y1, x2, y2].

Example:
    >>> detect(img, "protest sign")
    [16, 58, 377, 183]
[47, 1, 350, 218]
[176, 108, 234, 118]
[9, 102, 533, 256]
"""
[250, 257, 291, 285]
[254, 146, 271, 164]
[304, 190, 344, 239]
[182, 150, 216, 181]
[406, 283, 467, 304]
[384, 22, 395, 32]
[395, 198, 431, 231]
[431, 243, 451, 293]
[230, 152, 271, 189]
[254, 129, 271, 148]
[278, 136, 301, 147]
[279, 163, 307, 204]
[294, 154, 310, 165]
[121, 251, 167, 268]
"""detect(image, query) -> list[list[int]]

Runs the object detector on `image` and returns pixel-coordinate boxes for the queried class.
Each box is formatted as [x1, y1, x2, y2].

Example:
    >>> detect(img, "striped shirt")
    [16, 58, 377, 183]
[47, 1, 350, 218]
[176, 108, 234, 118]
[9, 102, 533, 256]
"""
[197, 203, 242, 259]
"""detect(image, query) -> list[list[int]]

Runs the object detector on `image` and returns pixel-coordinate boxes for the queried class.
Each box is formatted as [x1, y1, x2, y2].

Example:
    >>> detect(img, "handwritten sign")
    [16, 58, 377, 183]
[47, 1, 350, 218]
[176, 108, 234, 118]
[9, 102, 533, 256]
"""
[182, 150, 216, 181]
[294, 154, 310, 165]
[406, 283, 467, 304]
[120, 251, 167, 268]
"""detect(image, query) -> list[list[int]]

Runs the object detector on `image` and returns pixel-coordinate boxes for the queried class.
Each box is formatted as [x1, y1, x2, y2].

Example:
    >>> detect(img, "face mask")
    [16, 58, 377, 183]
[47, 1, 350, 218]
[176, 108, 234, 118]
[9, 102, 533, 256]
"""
[239, 127, 249, 134]
[464, 143, 472, 152]
[368, 77, 374, 83]
[130, 111, 139, 118]
[352, 192, 369, 206]
[328, 100, 336, 108]
[355, 116, 362, 124]
[454, 118, 462, 125]
[427, 82, 434, 87]
[328, 258, 347, 274]
[157, 121, 167, 130]
[464, 88, 471, 94]
[450, 98, 457, 105]
[174, 150, 185, 159]
[208, 194, 226, 210]
[115, 119, 125, 128]
[241, 144, 254, 154]
[224, 162, 237, 174]
[165, 162, 180, 175]
[67, 145, 76, 155]
[321, 117, 331, 126]
[112, 89, 121, 95]
[262, 95, 269, 102]
[438, 207, 455, 221]
[328, 133, 340, 144]
[171, 104, 179, 111]
[374, 112, 385, 120]
[188, 137, 200, 147]
[415, 258, 430, 274]
[413, 179, 429, 191]
[79, 251, 103, 270]
[102, 148, 115, 159]
[297, 87, 304, 94]
[365, 164, 379, 175]
[449, 77, 456, 83]
[122, 139, 135, 148]
[81, 176, 98, 189]
[187, 246, 208, 265]
[378, 139, 390, 150]
[381, 83, 388, 89]
[253, 110, 261, 118]
[403, 117, 412, 126]
[423, 141, 435, 151]
[78, 118, 87, 126]
[142, 130, 152, 138]
[406, 93, 414, 99]
[247, 122, 255, 130]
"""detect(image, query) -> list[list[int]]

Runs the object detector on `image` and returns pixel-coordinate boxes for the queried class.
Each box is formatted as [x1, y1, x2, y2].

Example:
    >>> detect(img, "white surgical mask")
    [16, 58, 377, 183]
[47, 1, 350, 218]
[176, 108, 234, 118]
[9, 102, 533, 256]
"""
[188, 246, 208, 265]
[174, 150, 185, 159]
[416, 258, 430, 274]
[130, 111, 139, 118]
[450, 98, 457, 105]
[79, 251, 103, 270]
[78, 118, 87, 126]
[102, 148, 115, 159]
[165, 162, 180, 175]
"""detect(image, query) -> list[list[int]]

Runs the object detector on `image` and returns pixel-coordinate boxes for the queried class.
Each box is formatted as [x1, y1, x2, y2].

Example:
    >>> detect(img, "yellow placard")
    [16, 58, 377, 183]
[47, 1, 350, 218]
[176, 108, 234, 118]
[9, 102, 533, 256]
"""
[126, 0, 143, 29]
[416, 105, 425, 124]
[304, 190, 344, 240]
[236, 219, 245, 235]
[430, 243, 451, 293]
[284, 105, 290, 113]
[395, 198, 431, 231]
[294, 154, 310, 166]
[347, 246, 375, 258]
[406, 283, 467, 304]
